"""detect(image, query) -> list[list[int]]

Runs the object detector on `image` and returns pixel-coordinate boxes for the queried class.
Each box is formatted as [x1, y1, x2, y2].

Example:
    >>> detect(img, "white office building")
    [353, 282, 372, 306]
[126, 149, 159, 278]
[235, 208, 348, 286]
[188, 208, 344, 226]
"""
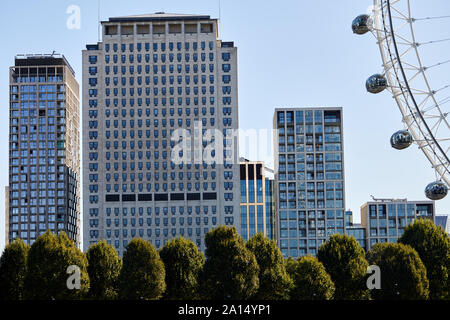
[82, 13, 240, 254]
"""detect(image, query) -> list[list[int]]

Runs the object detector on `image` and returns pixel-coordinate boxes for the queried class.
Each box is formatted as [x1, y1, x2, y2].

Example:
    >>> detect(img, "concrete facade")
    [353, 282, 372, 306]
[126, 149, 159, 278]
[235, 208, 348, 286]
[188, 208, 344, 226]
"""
[82, 13, 240, 255]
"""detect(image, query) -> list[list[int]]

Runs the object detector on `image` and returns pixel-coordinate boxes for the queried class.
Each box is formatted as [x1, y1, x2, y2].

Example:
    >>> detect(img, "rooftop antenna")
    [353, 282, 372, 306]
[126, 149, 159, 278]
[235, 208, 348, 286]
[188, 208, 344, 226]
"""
[218, 0, 221, 38]
[97, 0, 101, 42]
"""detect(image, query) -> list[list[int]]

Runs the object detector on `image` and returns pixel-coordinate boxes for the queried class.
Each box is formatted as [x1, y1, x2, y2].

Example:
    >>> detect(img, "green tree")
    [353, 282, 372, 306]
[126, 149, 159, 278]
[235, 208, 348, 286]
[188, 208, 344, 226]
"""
[24, 231, 89, 300]
[0, 239, 29, 300]
[317, 234, 369, 300]
[246, 233, 292, 299]
[367, 243, 429, 300]
[119, 238, 165, 300]
[159, 237, 205, 300]
[201, 226, 259, 300]
[290, 255, 335, 300]
[86, 240, 122, 300]
[398, 218, 450, 299]
[284, 257, 297, 279]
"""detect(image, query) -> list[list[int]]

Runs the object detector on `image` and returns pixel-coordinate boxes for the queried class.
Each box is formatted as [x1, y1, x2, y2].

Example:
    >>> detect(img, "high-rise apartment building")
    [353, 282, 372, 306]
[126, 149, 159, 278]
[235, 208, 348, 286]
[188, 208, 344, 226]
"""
[344, 210, 367, 251]
[361, 199, 435, 250]
[82, 13, 240, 254]
[435, 215, 449, 235]
[239, 159, 276, 241]
[274, 107, 346, 258]
[346, 224, 366, 251]
[8, 54, 80, 246]
[5, 186, 9, 244]
[265, 176, 276, 240]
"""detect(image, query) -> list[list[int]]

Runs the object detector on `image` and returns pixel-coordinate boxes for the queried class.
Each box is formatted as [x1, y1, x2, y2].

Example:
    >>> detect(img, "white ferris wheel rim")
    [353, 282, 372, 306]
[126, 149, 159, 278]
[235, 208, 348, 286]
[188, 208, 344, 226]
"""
[372, 0, 450, 186]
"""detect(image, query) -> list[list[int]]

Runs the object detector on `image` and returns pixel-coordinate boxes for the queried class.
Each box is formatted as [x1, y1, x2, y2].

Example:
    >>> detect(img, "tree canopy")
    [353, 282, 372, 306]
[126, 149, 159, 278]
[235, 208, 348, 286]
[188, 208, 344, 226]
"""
[367, 242, 429, 300]
[119, 238, 166, 300]
[284, 257, 297, 279]
[317, 234, 369, 300]
[246, 233, 292, 299]
[290, 255, 335, 300]
[202, 226, 259, 300]
[24, 231, 89, 300]
[159, 237, 205, 300]
[0, 239, 29, 300]
[398, 218, 450, 299]
[86, 240, 122, 300]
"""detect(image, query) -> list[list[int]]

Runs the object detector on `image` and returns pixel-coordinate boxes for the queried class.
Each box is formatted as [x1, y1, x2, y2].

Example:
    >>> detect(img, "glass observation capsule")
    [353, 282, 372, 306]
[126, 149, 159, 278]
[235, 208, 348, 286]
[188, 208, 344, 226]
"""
[352, 14, 372, 35]
[390, 130, 413, 150]
[366, 74, 387, 94]
[425, 181, 448, 201]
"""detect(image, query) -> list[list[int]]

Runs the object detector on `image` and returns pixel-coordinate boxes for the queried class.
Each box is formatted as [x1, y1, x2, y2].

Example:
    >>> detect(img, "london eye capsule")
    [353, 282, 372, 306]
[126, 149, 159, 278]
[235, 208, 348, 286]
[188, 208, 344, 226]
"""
[390, 130, 413, 150]
[366, 74, 387, 94]
[425, 181, 448, 200]
[352, 14, 372, 35]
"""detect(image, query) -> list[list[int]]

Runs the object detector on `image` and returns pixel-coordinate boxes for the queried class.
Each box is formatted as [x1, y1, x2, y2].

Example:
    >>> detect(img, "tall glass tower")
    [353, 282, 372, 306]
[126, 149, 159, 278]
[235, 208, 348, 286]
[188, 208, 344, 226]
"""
[274, 108, 345, 257]
[239, 159, 276, 242]
[8, 54, 81, 246]
[82, 13, 240, 255]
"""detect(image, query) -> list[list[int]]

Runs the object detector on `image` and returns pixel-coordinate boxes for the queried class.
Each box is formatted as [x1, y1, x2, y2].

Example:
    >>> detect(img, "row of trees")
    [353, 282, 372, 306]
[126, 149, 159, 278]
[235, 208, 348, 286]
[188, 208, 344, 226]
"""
[0, 219, 448, 300]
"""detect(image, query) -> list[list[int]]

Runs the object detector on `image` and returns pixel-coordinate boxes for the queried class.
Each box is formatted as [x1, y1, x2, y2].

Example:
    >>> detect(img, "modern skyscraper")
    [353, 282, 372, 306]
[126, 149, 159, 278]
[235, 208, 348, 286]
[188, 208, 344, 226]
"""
[346, 224, 366, 251]
[345, 210, 353, 227]
[361, 198, 435, 250]
[435, 215, 449, 235]
[8, 54, 80, 246]
[239, 159, 276, 241]
[82, 13, 240, 254]
[274, 107, 346, 258]
[5, 186, 9, 245]
[344, 210, 367, 251]
[265, 175, 276, 240]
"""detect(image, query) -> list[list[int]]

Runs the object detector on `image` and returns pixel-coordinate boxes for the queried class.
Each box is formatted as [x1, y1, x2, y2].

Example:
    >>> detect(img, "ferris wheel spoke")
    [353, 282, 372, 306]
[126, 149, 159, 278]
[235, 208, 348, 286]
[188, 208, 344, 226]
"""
[425, 59, 450, 70]
[392, 33, 414, 47]
[417, 38, 450, 46]
[398, 59, 419, 69]
[430, 117, 443, 135]
[407, 87, 432, 95]
[396, 46, 414, 62]
[405, 68, 425, 85]
[422, 99, 446, 113]
[422, 115, 447, 124]
[413, 15, 450, 22]
[416, 95, 433, 112]
[391, 20, 411, 34]
[432, 163, 450, 177]
[390, 4, 409, 20]
[433, 84, 450, 94]
[437, 96, 450, 107]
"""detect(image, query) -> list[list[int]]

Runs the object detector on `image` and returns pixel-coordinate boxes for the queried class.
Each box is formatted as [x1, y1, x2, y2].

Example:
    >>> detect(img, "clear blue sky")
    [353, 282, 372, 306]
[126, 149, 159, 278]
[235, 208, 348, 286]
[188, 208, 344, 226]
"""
[1, 0, 449, 251]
